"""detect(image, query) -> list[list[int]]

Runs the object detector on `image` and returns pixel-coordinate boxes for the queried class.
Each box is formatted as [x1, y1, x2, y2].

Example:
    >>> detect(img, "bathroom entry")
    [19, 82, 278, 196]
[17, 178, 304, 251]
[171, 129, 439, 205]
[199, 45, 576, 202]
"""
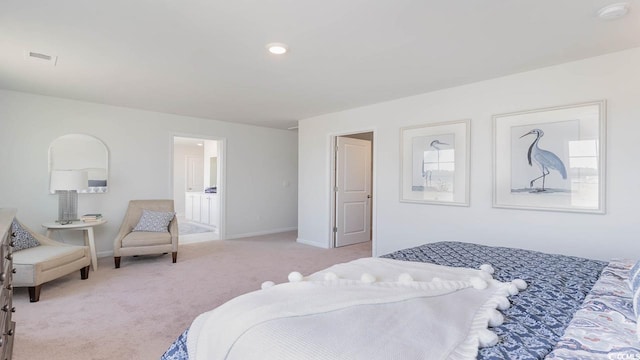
[173, 136, 223, 242]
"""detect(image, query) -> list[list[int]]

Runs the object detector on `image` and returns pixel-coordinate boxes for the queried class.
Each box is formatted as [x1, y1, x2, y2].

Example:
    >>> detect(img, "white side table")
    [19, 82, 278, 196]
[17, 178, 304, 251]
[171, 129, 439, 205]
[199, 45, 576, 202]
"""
[41, 219, 107, 271]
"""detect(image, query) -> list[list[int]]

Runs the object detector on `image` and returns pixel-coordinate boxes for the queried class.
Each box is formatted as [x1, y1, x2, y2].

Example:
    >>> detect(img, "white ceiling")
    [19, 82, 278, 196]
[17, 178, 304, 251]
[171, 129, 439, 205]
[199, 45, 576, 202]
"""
[1, 1, 639, 129]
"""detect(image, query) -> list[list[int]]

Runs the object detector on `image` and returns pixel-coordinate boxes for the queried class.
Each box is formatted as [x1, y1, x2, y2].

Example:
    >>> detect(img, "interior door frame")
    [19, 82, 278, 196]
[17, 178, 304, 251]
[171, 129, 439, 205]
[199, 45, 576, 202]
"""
[329, 129, 377, 254]
[171, 133, 227, 240]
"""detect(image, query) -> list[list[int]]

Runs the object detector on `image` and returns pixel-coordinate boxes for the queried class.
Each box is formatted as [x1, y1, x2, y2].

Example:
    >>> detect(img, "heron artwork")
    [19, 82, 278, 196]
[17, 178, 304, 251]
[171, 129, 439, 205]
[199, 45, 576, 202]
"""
[423, 139, 448, 187]
[520, 129, 567, 192]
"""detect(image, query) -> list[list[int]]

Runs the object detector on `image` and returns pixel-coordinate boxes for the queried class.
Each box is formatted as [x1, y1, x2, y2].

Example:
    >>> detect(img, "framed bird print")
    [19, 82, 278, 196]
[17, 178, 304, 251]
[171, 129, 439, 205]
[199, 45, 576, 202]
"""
[400, 119, 470, 206]
[492, 100, 606, 213]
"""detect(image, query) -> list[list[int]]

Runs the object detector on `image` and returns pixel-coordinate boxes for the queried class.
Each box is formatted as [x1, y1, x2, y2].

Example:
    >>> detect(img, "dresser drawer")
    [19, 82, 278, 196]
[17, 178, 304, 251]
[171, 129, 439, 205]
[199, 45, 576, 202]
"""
[2, 229, 14, 249]
[0, 321, 14, 360]
[0, 209, 16, 360]
[0, 260, 11, 290]
[0, 247, 5, 275]
[0, 287, 11, 336]
[0, 245, 10, 274]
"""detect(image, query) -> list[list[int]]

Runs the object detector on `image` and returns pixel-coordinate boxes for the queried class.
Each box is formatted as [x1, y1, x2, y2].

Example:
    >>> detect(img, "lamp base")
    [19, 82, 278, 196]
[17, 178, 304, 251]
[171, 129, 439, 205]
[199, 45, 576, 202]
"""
[56, 190, 79, 224]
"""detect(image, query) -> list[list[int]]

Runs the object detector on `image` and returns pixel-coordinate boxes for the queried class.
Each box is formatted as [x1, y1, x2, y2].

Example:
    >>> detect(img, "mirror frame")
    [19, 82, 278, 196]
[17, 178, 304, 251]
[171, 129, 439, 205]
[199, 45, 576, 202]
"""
[48, 134, 109, 194]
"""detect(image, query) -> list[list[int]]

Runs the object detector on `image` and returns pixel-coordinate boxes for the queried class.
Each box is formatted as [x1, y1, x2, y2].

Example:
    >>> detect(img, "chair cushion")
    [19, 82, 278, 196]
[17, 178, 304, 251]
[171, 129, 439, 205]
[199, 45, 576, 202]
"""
[11, 220, 40, 251]
[133, 209, 175, 232]
[122, 231, 172, 247]
[13, 245, 87, 272]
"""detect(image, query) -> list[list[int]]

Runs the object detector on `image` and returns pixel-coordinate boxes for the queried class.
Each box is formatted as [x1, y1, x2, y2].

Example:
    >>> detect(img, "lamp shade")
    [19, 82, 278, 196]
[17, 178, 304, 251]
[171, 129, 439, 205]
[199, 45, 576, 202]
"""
[50, 170, 88, 192]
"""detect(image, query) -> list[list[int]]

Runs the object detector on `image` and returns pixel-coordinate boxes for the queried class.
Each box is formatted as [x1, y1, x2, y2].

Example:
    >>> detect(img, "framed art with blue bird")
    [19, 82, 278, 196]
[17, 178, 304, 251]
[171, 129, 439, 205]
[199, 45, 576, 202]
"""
[493, 100, 606, 214]
[510, 120, 577, 194]
[400, 119, 470, 206]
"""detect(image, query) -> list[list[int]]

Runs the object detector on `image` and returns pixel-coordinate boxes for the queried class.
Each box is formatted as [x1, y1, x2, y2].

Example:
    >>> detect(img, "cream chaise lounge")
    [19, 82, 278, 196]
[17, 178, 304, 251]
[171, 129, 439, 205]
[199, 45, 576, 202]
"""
[12, 220, 91, 302]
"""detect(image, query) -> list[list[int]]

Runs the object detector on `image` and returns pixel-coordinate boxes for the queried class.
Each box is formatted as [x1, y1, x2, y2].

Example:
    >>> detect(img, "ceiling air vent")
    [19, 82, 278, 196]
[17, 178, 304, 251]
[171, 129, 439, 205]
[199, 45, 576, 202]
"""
[24, 50, 58, 66]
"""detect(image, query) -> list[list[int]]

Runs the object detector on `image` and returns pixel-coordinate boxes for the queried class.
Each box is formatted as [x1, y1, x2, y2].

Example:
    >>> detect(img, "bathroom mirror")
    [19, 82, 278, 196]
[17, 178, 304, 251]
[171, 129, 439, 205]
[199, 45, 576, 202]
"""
[209, 156, 218, 187]
[49, 134, 109, 193]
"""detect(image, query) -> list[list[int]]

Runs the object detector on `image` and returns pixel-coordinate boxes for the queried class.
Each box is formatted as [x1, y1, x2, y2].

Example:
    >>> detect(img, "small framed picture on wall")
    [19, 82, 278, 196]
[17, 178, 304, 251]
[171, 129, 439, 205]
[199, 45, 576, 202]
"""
[400, 119, 470, 206]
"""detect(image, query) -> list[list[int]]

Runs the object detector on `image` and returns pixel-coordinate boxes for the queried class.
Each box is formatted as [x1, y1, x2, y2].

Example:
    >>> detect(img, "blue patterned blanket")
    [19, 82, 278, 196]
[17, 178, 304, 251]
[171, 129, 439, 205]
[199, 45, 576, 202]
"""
[162, 241, 606, 360]
[383, 241, 607, 359]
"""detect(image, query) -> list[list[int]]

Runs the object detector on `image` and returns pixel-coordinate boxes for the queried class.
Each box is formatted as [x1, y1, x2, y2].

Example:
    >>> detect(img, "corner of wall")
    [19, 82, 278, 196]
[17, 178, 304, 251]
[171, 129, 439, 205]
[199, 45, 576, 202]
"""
[296, 237, 330, 249]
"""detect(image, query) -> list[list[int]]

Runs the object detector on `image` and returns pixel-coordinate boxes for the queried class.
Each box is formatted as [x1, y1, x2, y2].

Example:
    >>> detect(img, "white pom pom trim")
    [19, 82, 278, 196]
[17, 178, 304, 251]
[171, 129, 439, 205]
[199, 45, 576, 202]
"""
[360, 273, 376, 284]
[470, 277, 488, 290]
[398, 273, 414, 285]
[479, 264, 495, 274]
[478, 271, 493, 281]
[477, 329, 499, 347]
[512, 279, 527, 290]
[288, 271, 303, 282]
[506, 283, 519, 296]
[323, 272, 338, 281]
[496, 296, 511, 310]
[487, 309, 504, 327]
[261, 281, 275, 289]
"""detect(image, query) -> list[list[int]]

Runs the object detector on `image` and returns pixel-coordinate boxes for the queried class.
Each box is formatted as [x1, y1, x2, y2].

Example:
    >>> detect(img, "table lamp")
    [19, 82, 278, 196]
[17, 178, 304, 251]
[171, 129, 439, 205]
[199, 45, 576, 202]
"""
[50, 170, 88, 224]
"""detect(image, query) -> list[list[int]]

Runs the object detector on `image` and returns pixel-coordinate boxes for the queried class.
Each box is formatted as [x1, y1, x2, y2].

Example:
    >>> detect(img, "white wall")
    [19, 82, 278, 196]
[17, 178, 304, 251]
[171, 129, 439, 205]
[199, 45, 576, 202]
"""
[298, 47, 640, 261]
[0, 90, 298, 256]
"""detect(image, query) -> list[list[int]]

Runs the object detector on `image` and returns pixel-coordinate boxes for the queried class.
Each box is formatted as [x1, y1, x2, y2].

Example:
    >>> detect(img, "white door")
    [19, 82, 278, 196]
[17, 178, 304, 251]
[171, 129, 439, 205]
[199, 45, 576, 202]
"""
[335, 137, 372, 247]
[186, 155, 204, 192]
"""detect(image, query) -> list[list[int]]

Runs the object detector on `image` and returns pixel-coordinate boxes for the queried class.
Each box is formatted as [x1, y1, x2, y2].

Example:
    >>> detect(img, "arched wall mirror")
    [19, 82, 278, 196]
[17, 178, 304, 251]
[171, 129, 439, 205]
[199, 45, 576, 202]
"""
[49, 134, 109, 193]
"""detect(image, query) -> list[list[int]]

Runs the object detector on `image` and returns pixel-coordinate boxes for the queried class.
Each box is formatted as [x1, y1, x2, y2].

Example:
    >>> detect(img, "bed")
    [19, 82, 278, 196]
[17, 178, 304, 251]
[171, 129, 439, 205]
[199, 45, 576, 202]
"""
[161, 241, 639, 360]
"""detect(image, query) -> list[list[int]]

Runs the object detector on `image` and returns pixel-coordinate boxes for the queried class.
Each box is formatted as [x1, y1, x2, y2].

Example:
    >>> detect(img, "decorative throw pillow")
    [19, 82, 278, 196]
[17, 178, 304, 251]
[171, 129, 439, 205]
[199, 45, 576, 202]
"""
[10, 220, 40, 251]
[630, 259, 640, 341]
[132, 209, 175, 232]
[629, 260, 640, 290]
[635, 283, 640, 316]
[634, 282, 640, 341]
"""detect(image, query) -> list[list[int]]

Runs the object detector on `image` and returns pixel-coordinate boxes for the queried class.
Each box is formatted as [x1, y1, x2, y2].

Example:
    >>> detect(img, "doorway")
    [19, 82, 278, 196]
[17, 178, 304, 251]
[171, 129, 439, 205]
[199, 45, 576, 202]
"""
[173, 136, 224, 243]
[331, 132, 374, 248]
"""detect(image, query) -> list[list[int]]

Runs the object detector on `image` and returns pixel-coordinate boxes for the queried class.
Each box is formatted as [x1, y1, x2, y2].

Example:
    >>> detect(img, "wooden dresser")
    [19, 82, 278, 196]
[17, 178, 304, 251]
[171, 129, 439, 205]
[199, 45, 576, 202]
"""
[0, 209, 15, 360]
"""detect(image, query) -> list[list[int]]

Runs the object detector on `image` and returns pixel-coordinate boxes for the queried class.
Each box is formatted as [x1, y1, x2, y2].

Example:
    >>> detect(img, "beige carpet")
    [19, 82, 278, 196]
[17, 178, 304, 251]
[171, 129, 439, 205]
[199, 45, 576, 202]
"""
[12, 231, 372, 360]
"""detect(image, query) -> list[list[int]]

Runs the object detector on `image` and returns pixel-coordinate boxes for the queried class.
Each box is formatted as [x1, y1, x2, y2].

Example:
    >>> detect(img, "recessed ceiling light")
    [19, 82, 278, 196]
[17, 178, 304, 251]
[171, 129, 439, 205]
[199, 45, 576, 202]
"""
[597, 3, 630, 20]
[266, 43, 288, 55]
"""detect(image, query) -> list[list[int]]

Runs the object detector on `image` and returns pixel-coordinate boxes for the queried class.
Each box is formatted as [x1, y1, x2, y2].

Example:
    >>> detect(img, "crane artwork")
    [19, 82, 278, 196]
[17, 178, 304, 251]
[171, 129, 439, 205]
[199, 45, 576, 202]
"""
[520, 128, 567, 192]
[422, 139, 448, 187]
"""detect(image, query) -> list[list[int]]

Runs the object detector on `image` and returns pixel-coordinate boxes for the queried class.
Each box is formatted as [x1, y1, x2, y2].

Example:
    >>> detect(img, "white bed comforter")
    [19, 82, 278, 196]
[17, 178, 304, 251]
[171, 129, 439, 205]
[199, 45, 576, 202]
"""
[187, 258, 523, 360]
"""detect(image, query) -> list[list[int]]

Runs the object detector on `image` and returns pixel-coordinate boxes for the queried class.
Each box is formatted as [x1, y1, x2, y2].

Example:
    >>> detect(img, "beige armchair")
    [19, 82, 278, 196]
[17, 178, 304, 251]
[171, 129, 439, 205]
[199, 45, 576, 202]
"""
[113, 200, 178, 268]
[13, 220, 91, 302]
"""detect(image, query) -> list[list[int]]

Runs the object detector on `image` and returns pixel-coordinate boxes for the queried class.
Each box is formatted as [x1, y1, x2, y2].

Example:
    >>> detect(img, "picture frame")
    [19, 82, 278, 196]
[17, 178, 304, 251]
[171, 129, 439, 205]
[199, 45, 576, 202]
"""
[400, 119, 470, 206]
[493, 100, 606, 214]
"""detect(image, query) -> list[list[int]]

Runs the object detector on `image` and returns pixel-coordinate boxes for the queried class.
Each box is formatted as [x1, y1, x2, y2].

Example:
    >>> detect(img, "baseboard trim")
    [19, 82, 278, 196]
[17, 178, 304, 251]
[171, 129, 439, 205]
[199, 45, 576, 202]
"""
[296, 237, 328, 249]
[98, 228, 299, 255]
[97, 250, 114, 258]
[226, 227, 298, 240]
